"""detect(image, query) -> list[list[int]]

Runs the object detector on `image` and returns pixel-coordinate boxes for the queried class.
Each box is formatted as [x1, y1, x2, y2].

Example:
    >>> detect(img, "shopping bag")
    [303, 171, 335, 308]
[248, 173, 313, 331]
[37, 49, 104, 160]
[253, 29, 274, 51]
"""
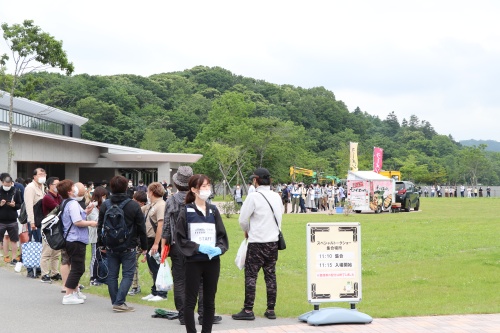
[21, 236, 42, 268]
[155, 260, 173, 292]
[234, 239, 248, 270]
[95, 250, 108, 284]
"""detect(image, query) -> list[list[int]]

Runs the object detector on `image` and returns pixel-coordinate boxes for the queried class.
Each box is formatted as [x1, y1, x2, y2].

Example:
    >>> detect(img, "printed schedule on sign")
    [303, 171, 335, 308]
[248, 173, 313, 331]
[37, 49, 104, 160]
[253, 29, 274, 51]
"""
[306, 222, 362, 303]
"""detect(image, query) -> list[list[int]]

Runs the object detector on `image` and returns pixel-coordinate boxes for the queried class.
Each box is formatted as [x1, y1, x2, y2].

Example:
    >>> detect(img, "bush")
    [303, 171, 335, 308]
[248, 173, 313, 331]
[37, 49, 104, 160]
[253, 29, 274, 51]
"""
[219, 198, 238, 218]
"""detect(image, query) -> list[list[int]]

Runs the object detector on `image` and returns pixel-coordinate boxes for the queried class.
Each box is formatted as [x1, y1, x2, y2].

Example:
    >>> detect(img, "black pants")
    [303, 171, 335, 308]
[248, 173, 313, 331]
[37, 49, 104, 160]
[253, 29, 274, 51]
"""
[65, 241, 86, 290]
[184, 259, 220, 333]
[170, 244, 204, 321]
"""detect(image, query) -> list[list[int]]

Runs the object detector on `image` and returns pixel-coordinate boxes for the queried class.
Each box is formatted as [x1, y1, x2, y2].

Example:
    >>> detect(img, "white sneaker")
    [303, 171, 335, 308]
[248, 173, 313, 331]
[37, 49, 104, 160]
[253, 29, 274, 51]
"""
[77, 291, 87, 300]
[62, 292, 84, 305]
[141, 294, 155, 300]
[148, 295, 167, 302]
[14, 261, 23, 273]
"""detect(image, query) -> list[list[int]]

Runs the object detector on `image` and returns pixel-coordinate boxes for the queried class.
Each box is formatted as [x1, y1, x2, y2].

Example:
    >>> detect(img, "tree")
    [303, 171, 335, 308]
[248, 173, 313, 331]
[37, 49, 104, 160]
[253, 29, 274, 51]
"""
[1, 20, 74, 173]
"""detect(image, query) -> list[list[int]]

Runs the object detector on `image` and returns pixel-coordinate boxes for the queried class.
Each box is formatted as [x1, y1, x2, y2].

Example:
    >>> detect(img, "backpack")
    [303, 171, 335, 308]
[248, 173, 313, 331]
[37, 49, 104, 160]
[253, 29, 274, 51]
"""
[41, 199, 73, 250]
[281, 187, 289, 200]
[164, 194, 185, 246]
[101, 198, 132, 252]
[18, 201, 28, 224]
[33, 199, 46, 228]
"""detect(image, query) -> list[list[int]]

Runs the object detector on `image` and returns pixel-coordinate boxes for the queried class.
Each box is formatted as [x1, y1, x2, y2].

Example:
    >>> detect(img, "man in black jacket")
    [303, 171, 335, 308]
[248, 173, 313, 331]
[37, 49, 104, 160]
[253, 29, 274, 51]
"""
[0, 175, 22, 265]
[97, 175, 148, 312]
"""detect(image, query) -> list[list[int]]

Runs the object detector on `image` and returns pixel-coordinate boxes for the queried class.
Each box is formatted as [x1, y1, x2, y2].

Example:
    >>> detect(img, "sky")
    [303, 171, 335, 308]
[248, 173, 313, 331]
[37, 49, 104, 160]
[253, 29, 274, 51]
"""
[2, 0, 500, 142]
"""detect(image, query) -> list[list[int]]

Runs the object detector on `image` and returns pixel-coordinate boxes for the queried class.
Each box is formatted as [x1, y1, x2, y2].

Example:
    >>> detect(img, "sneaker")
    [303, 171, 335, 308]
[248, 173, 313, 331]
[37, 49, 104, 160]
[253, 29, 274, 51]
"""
[128, 286, 141, 295]
[51, 273, 62, 281]
[40, 274, 52, 283]
[264, 310, 277, 319]
[26, 271, 34, 278]
[4, 256, 10, 263]
[198, 315, 222, 325]
[9, 259, 18, 266]
[147, 295, 167, 302]
[113, 303, 135, 312]
[141, 294, 155, 301]
[77, 291, 87, 300]
[78, 284, 85, 290]
[232, 309, 255, 320]
[90, 280, 103, 286]
[62, 293, 84, 305]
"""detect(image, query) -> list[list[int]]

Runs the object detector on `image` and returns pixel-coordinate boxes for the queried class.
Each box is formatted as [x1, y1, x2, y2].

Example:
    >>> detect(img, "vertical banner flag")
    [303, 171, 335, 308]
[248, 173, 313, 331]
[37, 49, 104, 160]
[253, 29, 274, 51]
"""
[373, 147, 384, 173]
[349, 142, 358, 171]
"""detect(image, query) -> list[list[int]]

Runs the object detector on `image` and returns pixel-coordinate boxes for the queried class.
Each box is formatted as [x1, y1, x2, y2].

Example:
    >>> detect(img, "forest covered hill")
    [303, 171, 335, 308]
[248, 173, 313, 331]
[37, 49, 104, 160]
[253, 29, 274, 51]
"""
[5, 66, 500, 185]
[460, 140, 500, 152]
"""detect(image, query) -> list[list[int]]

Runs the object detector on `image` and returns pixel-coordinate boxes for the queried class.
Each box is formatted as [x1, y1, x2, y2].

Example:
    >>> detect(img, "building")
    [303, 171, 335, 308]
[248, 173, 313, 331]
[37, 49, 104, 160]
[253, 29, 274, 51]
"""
[0, 91, 202, 185]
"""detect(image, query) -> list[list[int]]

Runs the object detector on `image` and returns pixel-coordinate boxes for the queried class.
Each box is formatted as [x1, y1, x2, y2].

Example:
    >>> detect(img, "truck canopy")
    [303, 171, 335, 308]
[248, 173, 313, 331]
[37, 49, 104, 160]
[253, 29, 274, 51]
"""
[347, 171, 392, 181]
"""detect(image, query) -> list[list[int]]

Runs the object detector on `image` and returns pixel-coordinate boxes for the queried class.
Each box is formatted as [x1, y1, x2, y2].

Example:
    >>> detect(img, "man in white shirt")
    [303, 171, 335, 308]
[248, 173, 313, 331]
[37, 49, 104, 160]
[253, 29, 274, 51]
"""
[233, 168, 283, 321]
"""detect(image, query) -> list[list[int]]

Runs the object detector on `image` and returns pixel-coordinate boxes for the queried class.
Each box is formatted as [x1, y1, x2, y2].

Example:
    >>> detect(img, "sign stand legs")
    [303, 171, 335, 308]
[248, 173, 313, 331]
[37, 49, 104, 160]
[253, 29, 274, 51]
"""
[298, 304, 372, 326]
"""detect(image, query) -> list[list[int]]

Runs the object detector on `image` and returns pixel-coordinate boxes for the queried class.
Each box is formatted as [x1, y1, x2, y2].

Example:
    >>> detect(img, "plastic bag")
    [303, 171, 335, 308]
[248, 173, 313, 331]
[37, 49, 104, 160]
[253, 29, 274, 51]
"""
[156, 260, 173, 291]
[234, 239, 248, 270]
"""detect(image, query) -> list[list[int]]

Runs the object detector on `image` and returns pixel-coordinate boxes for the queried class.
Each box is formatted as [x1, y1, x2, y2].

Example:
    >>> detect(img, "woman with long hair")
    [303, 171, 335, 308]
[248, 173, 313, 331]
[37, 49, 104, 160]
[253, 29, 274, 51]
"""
[175, 174, 228, 333]
[87, 186, 107, 286]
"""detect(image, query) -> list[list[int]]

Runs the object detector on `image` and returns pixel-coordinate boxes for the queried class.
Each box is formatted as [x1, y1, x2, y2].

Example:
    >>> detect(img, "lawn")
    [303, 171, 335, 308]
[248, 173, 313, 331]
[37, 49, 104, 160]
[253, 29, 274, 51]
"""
[4, 197, 499, 318]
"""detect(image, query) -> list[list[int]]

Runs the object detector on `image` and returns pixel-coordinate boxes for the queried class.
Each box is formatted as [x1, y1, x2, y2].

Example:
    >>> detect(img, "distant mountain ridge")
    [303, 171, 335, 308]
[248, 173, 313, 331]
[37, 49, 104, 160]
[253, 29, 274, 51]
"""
[460, 139, 500, 152]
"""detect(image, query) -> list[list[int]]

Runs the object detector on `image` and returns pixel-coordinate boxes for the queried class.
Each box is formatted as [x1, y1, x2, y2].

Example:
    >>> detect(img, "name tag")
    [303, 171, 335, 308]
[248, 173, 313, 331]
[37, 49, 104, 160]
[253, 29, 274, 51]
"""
[189, 223, 216, 247]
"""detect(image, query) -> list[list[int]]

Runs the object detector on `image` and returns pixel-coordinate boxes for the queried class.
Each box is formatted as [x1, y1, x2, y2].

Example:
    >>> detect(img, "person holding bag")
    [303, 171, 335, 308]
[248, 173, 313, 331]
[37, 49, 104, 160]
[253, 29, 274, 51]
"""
[232, 168, 284, 321]
[175, 174, 228, 333]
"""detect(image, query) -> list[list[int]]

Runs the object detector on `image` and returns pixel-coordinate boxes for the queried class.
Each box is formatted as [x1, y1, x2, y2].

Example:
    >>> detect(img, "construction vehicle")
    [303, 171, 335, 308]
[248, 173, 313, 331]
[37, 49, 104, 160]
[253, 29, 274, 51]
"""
[378, 170, 402, 181]
[289, 166, 339, 184]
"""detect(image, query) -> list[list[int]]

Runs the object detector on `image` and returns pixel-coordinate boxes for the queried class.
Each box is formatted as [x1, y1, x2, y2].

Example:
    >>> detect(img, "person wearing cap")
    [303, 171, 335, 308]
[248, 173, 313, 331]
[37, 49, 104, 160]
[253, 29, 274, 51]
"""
[232, 168, 283, 321]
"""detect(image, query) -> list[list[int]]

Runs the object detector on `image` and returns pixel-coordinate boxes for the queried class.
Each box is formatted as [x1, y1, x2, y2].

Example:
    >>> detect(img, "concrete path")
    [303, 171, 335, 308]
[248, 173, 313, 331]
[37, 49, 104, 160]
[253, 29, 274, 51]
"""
[1, 267, 499, 333]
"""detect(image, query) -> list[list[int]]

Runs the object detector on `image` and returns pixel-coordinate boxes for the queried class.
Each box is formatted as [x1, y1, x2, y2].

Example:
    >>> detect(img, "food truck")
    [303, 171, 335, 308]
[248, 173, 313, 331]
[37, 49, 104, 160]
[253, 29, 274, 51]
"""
[347, 171, 395, 213]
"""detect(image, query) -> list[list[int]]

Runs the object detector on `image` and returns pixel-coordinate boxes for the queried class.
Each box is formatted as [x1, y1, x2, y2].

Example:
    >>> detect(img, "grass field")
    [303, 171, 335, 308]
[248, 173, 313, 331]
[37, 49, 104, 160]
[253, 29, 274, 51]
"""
[3, 197, 499, 318]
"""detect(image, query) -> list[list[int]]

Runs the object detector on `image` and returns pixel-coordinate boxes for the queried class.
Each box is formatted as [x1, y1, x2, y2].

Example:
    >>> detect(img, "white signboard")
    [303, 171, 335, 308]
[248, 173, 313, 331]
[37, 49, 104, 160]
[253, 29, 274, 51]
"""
[306, 222, 362, 303]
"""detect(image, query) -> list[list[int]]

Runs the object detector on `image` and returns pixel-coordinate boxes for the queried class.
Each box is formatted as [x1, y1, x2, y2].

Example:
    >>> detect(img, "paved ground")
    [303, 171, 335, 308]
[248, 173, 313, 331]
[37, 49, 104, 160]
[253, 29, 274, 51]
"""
[1, 266, 499, 333]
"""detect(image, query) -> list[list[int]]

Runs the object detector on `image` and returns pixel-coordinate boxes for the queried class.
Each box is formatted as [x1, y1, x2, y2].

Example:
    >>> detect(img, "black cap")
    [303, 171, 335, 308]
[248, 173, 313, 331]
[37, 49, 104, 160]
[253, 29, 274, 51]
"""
[253, 168, 271, 180]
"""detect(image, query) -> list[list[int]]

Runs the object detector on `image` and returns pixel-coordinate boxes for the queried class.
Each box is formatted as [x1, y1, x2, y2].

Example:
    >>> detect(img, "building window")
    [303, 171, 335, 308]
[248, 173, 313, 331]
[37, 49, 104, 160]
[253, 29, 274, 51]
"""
[0, 108, 64, 135]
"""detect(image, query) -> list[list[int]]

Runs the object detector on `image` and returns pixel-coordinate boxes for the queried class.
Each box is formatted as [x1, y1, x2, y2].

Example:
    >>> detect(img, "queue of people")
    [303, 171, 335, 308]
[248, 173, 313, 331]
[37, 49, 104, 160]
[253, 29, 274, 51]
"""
[1, 166, 289, 333]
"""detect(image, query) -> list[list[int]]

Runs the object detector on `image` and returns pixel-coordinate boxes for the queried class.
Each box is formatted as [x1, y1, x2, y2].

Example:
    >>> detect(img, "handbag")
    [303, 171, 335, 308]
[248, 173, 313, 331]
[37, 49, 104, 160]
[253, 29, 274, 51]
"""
[257, 192, 286, 250]
[235, 238, 248, 270]
[155, 245, 173, 292]
[95, 249, 109, 284]
[21, 235, 42, 268]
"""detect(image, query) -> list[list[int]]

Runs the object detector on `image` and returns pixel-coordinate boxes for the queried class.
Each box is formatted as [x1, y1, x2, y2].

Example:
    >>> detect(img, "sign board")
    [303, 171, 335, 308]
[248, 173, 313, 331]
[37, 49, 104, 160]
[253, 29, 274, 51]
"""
[306, 222, 362, 303]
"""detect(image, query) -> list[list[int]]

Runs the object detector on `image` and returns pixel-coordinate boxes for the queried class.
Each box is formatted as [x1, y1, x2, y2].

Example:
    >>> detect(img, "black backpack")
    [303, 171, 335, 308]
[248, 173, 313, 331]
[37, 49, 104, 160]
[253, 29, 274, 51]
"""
[281, 187, 289, 200]
[101, 199, 132, 252]
[164, 194, 185, 245]
[33, 199, 46, 228]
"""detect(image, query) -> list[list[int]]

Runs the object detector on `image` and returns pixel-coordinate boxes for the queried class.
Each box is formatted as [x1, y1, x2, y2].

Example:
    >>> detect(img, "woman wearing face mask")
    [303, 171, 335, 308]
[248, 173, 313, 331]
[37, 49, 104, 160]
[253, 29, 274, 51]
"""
[87, 186, 107, 286]
[56, 180, 98, 305]
[175, 174, 229, 333]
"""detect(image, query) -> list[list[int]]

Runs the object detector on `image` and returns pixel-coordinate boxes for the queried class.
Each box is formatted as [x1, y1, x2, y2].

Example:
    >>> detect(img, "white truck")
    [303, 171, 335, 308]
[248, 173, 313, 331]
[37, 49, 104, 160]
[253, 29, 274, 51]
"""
[347, 171, 395, 213]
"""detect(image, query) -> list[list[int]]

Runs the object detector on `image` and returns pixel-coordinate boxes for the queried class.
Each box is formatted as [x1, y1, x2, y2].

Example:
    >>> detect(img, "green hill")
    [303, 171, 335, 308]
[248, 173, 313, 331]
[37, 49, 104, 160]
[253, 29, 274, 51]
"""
[3, 66, 500, 185]
[460, 139, 500, 152]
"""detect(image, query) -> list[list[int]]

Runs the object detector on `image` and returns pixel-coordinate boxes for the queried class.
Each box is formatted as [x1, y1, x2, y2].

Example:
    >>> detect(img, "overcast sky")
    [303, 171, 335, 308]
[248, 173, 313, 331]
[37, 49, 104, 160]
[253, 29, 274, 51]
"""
[2, 0, 499, 142]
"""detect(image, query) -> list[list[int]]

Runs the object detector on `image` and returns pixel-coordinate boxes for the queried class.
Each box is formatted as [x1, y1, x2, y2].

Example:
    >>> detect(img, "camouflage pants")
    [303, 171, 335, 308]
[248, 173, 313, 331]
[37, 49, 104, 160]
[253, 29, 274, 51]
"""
[244, 242, 278, 310]
[131, 250, 142, 289]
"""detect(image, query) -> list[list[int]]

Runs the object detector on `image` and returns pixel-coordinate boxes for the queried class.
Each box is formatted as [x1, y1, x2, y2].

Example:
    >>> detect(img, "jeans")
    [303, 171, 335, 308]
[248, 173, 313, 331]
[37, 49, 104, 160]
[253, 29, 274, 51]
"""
[27, 227, 42, 275]
[107, 249, 136, 306]
[299, 197, 306, 212]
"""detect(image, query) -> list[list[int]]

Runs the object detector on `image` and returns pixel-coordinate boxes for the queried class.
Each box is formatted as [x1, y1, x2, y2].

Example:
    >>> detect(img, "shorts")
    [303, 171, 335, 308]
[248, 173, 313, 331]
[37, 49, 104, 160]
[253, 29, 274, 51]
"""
[61, 248, 70, 265]
[0, 222, 19, 242]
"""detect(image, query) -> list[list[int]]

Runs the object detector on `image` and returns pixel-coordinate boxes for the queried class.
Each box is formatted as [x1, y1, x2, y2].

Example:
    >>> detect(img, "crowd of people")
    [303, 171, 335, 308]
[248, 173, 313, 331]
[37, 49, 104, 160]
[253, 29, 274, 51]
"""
[421, 185, 492, 198]
[1, 166, 285, 333]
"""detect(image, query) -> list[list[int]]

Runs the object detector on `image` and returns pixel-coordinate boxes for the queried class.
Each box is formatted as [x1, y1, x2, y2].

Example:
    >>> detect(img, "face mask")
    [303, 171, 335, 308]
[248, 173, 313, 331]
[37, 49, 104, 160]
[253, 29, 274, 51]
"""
[73, 186, 79, 197]
[53, 188, 58, 193]
[128, 183, 133, 187]
[2, 186, 11, 191]
[198, 190, 211, 201]
[38, 177, 46, 184]
[75, 196, 84, 201]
